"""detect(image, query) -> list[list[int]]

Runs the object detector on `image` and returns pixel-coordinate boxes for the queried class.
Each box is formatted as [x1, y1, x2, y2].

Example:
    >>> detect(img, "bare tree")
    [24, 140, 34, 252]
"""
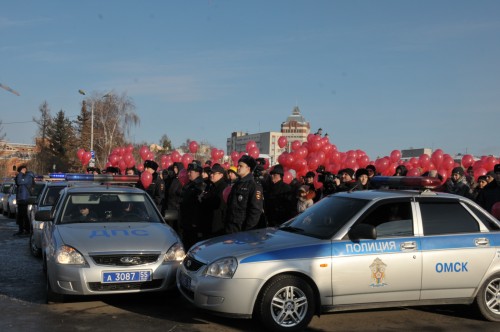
[90, 91, 139, 168]
[31, 101, 52, 174]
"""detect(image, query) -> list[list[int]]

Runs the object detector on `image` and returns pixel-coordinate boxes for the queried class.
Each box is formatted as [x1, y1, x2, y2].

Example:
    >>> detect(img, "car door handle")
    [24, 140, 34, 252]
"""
[474, 238, 490, 247]
[400, 241, 417, 250]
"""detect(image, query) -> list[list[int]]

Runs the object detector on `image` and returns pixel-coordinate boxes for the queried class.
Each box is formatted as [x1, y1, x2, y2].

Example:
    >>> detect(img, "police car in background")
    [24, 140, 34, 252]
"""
[177, 176, 500, 332]
[37, 174, 185, 303]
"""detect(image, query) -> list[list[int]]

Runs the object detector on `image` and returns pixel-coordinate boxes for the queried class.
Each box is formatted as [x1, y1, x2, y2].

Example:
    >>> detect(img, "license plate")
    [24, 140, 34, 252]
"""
[102, 270, 152, 283]
[179, 272, 191, 289]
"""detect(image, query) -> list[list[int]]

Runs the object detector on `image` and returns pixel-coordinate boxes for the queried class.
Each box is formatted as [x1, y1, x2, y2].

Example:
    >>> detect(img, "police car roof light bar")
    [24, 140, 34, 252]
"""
[370, 176, 442, 189]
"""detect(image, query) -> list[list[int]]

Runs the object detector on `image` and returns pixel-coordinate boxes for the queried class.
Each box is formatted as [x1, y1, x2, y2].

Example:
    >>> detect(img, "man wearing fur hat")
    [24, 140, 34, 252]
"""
[351, 168, 372, 191]
[444, 167, 473, 198]
[264, 164, 292, 226]
[225, 155, 264, 233]
[137, 160, 165, 210]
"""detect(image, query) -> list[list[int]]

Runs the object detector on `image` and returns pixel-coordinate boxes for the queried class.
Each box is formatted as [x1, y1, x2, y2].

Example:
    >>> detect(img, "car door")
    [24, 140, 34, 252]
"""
[332, 199, 422, 305]
[417, 198, 497, 300]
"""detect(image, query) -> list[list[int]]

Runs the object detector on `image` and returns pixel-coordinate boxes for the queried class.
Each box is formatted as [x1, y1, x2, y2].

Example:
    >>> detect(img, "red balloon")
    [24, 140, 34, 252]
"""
[278, 136, 287, 149]
[139, 146, 150, 161]
[222, 186, 232, 203]
[118, 160, 127, 172]
[291, 140, 301, 151]
[283, 171, 293, 184]
[136, 164, 144, 172]
[178, 169, 188, 186]
[407, 168, 421, 177]
[189, 141, 199, 154]
[171, 151, 181, 163]
[461, 154, 474, 169]
[140, 171, 153, 188]
[431, 149, 444, 168]
[108, 154, 120, 166]
[125, 144, 134, 153]
[390, 150, 401, 163]
[474, 168, 487, 181]
[76, 148, 85, 161]
[245, 141, 257, 152]
[181, 153, 193, 169]
[231, 151, 240, 162]
[81, 151, 92, 165]
[248, 147, 260, 159]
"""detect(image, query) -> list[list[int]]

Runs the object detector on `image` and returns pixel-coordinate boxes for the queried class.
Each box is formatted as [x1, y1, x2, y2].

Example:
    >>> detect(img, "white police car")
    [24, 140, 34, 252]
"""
[177, 177, 500, 331]
[38, 178, 185, 303]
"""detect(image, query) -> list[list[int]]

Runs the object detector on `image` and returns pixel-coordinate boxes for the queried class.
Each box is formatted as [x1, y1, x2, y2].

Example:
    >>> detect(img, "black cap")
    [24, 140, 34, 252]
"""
[144, 160, 159, 171]
[355, 168, 369, 178]
[304, 171, 315, 178]
[495, 164, 500, 173]
[270, 164, 284, 176]
[105, 166, 120, 174]
[366, 164, 376, 173]
[211, 163, 226, 174]
[451, 167, 464, 176]
[340, 168, 355, 178]
[187, 161, 203, 173]
[238, 155, 257, 171]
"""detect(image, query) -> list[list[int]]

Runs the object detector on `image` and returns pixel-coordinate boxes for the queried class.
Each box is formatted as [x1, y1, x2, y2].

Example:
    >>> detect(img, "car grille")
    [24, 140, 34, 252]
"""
[182, 255, 205, 272]
[91, 254, 160, 266]
[88, 279, 163, 291]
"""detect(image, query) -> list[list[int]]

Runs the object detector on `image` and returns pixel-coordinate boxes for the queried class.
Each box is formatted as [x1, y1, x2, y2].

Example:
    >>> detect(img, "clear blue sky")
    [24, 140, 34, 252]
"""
[2, 0, 499, 160]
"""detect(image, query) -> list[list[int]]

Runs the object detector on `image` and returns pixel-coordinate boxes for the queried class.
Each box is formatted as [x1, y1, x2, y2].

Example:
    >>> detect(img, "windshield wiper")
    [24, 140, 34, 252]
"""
[279, 226, 305, 233]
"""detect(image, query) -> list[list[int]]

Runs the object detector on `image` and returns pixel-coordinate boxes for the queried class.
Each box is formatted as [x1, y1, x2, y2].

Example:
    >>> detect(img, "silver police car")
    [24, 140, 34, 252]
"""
[39, 185, 185, 303]
[177, 181, 500, 331]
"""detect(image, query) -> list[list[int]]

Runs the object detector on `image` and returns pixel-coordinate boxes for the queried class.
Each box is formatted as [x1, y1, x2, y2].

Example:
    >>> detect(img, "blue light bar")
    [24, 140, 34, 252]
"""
[64, 174, 139, 182]
[49, 173, 66, 179]
[370, 176, 442, 189]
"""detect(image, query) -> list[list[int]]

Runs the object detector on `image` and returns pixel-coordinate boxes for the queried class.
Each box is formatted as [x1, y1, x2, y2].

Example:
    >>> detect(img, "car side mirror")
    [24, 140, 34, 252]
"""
[348, 223, 377, 241]
[35, 210, 53, 222]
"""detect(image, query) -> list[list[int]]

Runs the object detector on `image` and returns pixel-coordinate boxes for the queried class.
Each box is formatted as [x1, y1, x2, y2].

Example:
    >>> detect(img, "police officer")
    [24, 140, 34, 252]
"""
[179, 161, 206, 249]
[264, 164, 292, 226]
[137, 160, 164, 210]
[225, 155, 264, 233]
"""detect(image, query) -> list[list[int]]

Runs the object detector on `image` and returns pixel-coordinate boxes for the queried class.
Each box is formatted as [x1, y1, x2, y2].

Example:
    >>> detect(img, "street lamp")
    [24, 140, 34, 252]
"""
[78, 90, 110, 167]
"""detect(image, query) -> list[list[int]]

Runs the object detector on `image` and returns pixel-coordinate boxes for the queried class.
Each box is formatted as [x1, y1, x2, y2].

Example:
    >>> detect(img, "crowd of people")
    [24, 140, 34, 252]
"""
[12, 156, 500, 249]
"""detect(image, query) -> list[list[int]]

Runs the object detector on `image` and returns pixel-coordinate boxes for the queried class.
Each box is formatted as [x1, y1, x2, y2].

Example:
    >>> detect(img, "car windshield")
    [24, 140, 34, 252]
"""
[2, 184, 13, 194]
[41, 186, 67, 206]
[59, 192, 162, 224]
[280, 195, 369, 239]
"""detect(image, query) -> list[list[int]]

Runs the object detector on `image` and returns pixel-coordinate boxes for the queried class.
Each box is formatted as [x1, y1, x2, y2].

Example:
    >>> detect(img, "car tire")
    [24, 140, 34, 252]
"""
[475, 273, 500, 322]
[46, 272, 65, 304]
[256, 275, 315, 332]
[29, 233, 42, 258]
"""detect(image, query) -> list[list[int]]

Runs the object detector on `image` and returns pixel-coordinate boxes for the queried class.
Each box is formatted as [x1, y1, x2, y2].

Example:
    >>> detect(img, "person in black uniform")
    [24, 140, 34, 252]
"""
[179, 161, 206, 250]
[225, 155, 264, 234]
[264, 164, 292, 226]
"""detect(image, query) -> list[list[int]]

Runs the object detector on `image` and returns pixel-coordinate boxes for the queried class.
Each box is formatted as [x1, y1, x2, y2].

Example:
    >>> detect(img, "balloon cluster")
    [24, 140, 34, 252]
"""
[105, 144, 136, 173]
[273, 134, 499, 185]
[76, 148, 92, 166]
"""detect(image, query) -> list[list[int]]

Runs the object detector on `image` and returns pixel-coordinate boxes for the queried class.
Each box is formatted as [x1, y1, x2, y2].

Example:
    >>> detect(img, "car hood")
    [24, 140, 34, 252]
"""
[56, 222, 180, 253]
[189, 228, 326, 263]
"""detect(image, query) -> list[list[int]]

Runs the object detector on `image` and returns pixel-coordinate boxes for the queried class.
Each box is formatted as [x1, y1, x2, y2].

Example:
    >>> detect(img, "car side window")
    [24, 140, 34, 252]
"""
[358, 202, 413, 237]
[420, 202, 480, 235]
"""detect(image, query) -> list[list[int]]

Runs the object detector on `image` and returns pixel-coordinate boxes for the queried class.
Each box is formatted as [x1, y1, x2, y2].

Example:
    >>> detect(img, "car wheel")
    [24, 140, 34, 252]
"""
[475, 273, 500, 322]
[256, 275, 315, 332]
[29, 233, 42, 258]
[46, 271, 65, 304]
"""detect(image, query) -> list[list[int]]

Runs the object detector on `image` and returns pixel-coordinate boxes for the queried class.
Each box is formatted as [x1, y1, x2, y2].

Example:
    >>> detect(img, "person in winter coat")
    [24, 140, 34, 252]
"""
[444, 167, 473, 198]
[14, 165, 35, 236]
[264, 164, 292, 226]
[200, 163, 229, 238]
[297, 185, 315, 213]
[179, 161, 206, 250]
[225, 155, 264, 234]
[350, 168, 372, 191]
[476, 164, 500, 214]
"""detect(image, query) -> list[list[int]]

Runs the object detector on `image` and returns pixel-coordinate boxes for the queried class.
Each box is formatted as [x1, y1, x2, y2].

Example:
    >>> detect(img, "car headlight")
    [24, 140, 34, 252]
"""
[33, 221, 44, 230]
[163, 242, 186, 262]
[55, 245, 86, 265]
[204, 257, 238, 279]
[12, 199, 16, 205]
